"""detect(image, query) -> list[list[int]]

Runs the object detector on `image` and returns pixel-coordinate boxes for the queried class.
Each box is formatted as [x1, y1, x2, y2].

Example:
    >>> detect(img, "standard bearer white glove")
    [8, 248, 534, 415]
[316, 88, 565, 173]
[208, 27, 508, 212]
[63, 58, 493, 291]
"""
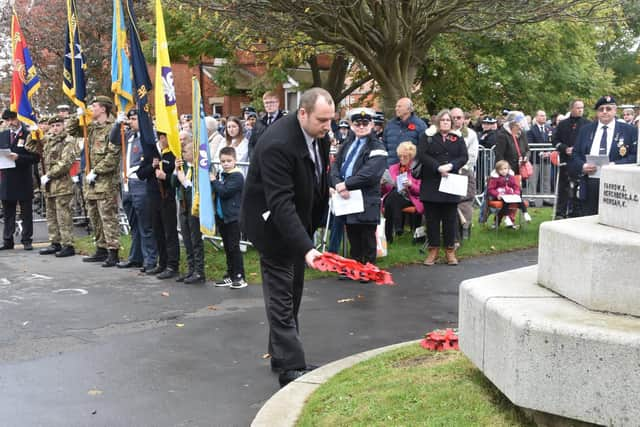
[116, 112, 127, 123]
[40, 175, 49, 186]
[76, 107, 84, 117]
[29, 124, 39, 132]
[86, 170, 97, 184]
[71, 175, 80, 183]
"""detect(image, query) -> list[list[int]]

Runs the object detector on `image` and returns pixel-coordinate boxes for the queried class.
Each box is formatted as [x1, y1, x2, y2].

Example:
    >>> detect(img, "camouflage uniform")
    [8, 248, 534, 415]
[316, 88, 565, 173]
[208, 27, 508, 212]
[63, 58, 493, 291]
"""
[42, 131, 78, 246]
[68, 116, 121, 250]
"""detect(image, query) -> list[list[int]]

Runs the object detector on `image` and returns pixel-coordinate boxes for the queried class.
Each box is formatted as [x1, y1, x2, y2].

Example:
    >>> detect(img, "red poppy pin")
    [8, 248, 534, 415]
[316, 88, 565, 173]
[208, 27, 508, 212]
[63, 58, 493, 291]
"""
[448, 135, 458, 142]
[407, 123, 416, 131]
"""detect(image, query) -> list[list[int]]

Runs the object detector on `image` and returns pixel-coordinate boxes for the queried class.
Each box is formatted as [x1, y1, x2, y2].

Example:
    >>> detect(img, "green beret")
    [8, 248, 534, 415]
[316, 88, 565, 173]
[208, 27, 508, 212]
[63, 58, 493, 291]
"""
[90, 95, 113, 106]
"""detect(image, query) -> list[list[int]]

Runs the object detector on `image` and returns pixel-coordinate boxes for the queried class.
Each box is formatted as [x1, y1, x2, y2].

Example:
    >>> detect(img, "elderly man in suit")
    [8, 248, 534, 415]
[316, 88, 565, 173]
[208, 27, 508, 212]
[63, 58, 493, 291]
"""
[241, 87, 333, 387]
[568, 95, 638, 216]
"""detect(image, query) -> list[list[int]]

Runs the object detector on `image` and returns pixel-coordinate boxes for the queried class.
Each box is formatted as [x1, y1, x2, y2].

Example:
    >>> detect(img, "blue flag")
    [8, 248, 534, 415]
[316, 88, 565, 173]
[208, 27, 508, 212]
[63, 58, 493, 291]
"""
[125, 0, 157, 158]
[191, 77, 215, 235]
[62, 0, 87, 111]
[111, 0, 133, 113]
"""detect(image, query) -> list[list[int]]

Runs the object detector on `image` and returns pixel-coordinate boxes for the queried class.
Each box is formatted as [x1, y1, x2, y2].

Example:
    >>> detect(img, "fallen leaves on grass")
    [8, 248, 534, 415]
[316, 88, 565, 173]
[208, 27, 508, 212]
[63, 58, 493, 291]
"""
[161, 291, 170, 297]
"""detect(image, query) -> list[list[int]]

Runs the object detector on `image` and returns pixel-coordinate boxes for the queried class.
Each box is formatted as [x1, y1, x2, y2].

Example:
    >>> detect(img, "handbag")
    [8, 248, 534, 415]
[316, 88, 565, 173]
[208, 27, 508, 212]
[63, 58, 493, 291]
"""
[512, 134, 533, 179]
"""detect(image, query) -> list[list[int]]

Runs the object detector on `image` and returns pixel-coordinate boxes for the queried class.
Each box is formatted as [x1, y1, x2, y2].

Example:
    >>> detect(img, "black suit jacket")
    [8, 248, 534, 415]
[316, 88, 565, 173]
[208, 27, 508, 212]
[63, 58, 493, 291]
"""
[241, 113, 330, 261]
[248, 110, 285, 159]
[0, 126, 40, 201]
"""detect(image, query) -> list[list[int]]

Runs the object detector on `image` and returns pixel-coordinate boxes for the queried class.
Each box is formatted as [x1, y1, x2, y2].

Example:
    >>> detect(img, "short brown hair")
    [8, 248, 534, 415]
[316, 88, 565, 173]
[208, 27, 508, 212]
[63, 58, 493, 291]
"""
[299, 88, 334, 115]
[220, 146, 237, 159]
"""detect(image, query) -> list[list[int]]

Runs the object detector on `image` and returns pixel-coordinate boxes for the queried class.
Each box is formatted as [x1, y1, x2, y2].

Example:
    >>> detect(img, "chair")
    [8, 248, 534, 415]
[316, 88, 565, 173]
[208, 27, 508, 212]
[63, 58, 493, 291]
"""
[483, 175, 528, 231]
[401, 205, 423, 242]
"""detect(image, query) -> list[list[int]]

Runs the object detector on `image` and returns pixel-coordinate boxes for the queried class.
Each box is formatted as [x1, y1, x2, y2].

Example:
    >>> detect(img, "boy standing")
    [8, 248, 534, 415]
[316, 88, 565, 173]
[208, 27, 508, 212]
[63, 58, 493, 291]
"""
[212, 146, 246, 289]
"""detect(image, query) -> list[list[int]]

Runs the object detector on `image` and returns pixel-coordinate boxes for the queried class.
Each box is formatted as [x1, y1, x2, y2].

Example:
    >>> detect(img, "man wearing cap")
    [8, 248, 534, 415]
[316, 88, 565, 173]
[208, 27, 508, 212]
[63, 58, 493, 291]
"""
[331, 108, 387, 270]
[56, 104, 71, 119]
[383, 97, 427, 166]
[620, 105, 635, 124]
[0, 109, 40, 250]
[552, 99, 589, 218]
[569, 96, 638, 216]
[110, 109, 157, 272]
[479, 116, 498, 149]
[248, 91, 284, 158]
[373, 112, 385, 140]
[67, 96, 121, 266]
[38, 116, 78, 257]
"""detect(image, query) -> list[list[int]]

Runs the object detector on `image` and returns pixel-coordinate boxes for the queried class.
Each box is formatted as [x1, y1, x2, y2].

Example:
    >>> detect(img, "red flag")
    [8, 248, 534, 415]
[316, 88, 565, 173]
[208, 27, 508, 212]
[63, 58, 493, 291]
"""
[10, 10, 40, 126]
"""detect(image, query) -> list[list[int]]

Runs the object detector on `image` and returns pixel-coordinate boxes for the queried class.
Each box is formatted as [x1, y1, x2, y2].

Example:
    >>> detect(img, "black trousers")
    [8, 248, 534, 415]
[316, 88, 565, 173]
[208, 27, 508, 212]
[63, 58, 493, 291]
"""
[580, 178, 600, 216]
[150, 196, 179, 270]
[555, 166, 571, 218]
[346, 223, 377, 264]
[180, 205, 204, 276]
[383, 191, 412, 241]
[215, 217, 244, 280]
[260, 254, 307, 371]
[423, 202, 457, 248]
[2, 199, 33, 245]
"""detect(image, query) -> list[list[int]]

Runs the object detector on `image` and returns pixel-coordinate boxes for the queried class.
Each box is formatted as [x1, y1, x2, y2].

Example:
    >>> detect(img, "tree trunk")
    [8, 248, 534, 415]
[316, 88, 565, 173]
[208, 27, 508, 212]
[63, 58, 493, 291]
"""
[375, 63, 419, 120]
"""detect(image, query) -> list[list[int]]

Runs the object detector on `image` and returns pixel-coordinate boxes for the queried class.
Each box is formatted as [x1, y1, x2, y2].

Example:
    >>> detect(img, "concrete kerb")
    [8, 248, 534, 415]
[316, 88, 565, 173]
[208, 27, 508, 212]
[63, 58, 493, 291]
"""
[251, 339, 421, 427]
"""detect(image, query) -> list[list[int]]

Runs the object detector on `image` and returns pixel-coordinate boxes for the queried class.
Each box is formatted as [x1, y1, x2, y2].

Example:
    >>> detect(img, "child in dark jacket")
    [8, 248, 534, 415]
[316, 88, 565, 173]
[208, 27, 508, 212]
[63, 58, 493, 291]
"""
[487, 160, 532, 228]
[211, 146, 246, 289]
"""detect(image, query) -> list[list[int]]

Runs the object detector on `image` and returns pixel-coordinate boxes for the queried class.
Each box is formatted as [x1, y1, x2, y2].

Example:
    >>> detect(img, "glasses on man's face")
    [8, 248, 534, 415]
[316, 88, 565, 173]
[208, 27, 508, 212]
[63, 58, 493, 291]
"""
[264, 101, 278, 105]
[598, 106, 615, 113]
[452, 116, 464, 120]
[353, 120, 370, 127]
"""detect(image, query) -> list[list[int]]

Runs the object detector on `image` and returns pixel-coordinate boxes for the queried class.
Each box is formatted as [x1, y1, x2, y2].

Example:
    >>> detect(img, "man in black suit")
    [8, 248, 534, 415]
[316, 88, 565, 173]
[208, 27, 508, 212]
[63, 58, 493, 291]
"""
[527, 110, 554, 201]
[241, 87, 333, 387]
[0, 110, 40, 250]
[247, 91, 285, 159]
[568, 95, 638, 216]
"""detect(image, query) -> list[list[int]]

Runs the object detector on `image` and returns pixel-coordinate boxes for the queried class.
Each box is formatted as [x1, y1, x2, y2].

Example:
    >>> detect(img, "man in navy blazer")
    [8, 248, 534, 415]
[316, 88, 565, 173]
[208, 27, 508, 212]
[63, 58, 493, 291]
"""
[568, 95, 638, 216]
[241, 88, 333, 387]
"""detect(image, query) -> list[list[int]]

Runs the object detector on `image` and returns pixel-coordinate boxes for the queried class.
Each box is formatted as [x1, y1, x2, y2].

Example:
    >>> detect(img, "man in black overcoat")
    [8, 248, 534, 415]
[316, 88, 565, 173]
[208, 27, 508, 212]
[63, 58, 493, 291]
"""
[241, 88, 333, 387]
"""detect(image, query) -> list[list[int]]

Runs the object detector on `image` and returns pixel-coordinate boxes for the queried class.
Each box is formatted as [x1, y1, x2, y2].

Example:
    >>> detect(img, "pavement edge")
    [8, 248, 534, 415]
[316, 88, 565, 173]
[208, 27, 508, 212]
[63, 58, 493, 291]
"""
[251, 339, 421, 427]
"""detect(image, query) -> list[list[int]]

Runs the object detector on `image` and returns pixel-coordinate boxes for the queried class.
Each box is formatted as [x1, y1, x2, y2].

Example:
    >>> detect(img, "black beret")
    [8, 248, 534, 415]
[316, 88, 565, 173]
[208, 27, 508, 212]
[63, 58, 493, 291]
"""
[127, 109, 139, 118]
[594, 95, 616, 110]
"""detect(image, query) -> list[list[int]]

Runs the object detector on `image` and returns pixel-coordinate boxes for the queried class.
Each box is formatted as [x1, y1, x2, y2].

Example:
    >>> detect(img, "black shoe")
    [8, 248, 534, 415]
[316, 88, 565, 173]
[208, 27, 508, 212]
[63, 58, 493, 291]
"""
[175, 272, 193, 283]
[0, 244, 14, 250]
[146, 266, 165, 275]
[157, 268, 178, 280]
[117, 260, 143, 269]
[278, 369, 313, 387]
[40, 243, 62, 255]
[101, 249, 119, 267]
[55, 245, 75, 258]
[184, 273, 205, 284]
[23, 242, 33, 251]
[83, 247, 108, 262]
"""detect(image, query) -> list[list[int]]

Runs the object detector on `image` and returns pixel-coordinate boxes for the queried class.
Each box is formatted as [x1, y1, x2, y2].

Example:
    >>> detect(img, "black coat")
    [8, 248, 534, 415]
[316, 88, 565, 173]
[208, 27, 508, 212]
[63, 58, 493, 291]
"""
[494, 127, 529, 175]
[417, 131, 468, 204]
[211, 168, 244, 224]
[248, 110, 285, 159]
[136, 147, 176, 200]
[240, 113, 330, 261]
[552, 115, 590, 163]
[330, 134, 387, 224]
[0, 127, 40, 201]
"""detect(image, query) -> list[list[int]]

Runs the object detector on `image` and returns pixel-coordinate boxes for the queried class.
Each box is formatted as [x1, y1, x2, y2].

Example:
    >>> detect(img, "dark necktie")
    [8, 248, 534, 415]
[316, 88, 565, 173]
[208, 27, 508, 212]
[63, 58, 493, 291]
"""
[599, 125, 608, 155]
[540, 126, 545, 142]
[10, 131, 16, 145]
[340, 138, 364, 179]
[312, 139, 322, 182]
[267, 115, 273, 125]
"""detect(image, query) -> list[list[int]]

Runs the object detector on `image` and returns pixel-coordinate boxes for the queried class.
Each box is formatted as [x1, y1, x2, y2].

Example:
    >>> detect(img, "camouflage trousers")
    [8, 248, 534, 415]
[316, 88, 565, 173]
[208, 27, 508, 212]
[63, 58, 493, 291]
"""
[46, 194, 73, 246]
[86, 195, 120, 250]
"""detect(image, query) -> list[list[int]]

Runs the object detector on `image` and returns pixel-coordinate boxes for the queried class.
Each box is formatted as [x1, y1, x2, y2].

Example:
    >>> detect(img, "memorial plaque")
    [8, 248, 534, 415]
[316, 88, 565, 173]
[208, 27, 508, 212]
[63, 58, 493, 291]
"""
[599, 164, 640, 233]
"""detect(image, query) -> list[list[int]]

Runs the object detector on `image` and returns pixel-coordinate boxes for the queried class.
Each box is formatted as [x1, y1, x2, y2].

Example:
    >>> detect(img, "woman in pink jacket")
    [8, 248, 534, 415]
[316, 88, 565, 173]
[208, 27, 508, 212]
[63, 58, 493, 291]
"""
[381, 141, 424, 243]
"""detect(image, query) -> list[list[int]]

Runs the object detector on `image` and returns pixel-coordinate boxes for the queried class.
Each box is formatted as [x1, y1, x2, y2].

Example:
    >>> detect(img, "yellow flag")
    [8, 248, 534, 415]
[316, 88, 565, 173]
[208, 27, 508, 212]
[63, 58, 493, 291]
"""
[154, 0, 181, 158]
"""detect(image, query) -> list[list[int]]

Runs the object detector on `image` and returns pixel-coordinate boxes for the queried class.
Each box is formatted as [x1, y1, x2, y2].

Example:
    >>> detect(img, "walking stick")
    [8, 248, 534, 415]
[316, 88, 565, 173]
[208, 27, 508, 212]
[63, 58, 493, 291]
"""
[321, 198, 332, 253]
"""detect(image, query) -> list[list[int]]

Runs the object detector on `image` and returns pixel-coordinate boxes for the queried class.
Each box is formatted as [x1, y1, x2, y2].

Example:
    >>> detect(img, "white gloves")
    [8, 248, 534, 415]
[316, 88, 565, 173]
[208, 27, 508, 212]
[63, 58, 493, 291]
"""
[86, 170, 97, 184]
[29, 124, 39, 132]
[116, 112, 127, 124]
[40, 175, 49, 186]
[71, 175, 80, 183]
[76, 107, 84, 117]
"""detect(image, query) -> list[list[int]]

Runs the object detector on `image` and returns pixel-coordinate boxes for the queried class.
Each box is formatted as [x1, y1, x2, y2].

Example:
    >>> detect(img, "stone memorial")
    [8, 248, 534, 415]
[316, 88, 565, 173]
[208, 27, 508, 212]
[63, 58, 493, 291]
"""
[459, 164, 640, 426]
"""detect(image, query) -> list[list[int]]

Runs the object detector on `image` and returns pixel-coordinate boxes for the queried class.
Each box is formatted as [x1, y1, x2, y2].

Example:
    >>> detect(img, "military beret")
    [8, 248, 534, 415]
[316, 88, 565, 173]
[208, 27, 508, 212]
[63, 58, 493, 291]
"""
[90, 95, 113, 106]
[594, 95, 616, 110]
[349, 108, 376, 123]
[482, 116, 497, 124]
[48, 116, 64, 125]
[127, 109, 139, 118]
[338, 120, 350, 128]
[242, 106, 256, 113]
[2, 109, 17, 120]
[56, 104, 71, 111]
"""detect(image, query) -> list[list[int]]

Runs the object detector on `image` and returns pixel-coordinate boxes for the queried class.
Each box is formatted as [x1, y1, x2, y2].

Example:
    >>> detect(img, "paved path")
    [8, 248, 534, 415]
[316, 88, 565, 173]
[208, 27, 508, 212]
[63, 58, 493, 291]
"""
[0, 248, 537, 426]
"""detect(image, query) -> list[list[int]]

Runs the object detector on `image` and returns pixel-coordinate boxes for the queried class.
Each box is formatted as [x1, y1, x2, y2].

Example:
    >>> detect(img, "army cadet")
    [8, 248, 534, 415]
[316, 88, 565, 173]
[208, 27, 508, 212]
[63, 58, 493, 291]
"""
[39, 116, 77, 257]
[67, 96, 121, 266]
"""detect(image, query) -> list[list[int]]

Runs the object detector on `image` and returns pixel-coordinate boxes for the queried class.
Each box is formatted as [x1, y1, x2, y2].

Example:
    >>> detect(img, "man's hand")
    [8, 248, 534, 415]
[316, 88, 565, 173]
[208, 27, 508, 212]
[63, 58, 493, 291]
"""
[155, 168, 166, 180]
[565, 147, 573, 155]
[116, 112, 127, 124]
[40, 175, 49, 186]
[335, 182, 350, 199]
[152, 158, 160, 168]
[175, 158, 184, 168]
[583, 163, 597, 175]
[71, 175, 80, 184]
[8, 152, 18, 161]
[86, 170, 97, 183]
[76, 107, 84, 117]
[209, 171, 216, 181]
[305, 248, 322, 268]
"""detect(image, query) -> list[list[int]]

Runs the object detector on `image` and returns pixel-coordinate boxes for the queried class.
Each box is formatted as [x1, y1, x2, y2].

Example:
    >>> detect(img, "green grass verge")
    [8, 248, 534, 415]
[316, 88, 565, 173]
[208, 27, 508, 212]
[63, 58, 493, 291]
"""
[75, 207, 551, 284]
[297, 345, 535, 427]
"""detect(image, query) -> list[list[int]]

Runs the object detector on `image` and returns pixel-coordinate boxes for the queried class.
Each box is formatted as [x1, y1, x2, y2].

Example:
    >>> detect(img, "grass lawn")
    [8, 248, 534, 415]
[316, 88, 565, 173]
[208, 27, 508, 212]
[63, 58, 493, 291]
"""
[297, 344, 535, 427]
[75, 207, 551, 284]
